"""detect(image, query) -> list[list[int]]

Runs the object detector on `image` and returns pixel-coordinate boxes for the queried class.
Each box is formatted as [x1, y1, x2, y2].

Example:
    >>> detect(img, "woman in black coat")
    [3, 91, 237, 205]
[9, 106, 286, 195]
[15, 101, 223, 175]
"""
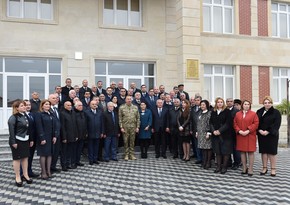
[256, 96, 281, 176]
[35, 100, 57, 179]
[210, 97, 232, 174]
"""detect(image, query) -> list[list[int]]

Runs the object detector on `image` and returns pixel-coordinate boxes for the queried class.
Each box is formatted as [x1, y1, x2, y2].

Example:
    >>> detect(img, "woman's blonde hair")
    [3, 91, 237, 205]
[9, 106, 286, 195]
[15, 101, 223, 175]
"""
[263, 96, 273, 104]
[12, 100, 26, 115]
[213, 97, 226, 111]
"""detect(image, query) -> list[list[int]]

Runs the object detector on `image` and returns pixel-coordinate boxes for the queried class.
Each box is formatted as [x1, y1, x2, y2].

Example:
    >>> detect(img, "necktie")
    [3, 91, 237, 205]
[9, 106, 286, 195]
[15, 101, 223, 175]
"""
[93, 110, 96, 114]
[151, 96, 154, 102]
[53, 107, 59, 119]
[112, 112, 115, 124]
[158, 108, 162, 117]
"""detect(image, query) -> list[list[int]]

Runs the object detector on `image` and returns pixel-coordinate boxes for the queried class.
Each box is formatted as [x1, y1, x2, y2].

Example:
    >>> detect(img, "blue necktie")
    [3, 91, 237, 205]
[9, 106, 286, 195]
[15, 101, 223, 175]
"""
[112, 112, 115, 124]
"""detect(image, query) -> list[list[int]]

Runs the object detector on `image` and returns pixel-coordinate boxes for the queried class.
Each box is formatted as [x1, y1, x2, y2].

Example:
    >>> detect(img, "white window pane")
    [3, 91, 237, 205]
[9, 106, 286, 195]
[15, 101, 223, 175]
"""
[272, 3, 278, 11]
[224, 8, 233, 33]
[213, 6, 223, 33]
[104, 0, 113, 9]
[279, 13, 287, 38]
[225, 77, 233, 98]
[131, 11, 140, 26]
[95, 61, 107, 75]
[204, 0, 211, 4]
[203, 6, 211, 31]
[9, 0, 21, 17]
[281, 68, 287, 76]
[108, 62, 142, 75]
[281, 78, 287, 100]
[49, 75, 61, 94]
[224, 0, 233, 6]
[273, 68, 279, 76]
[116, 10, 128, 26]
[40, 0, 52, 20]
[24, 0, 37, 19]
[273, 79, 279, 102]
[214, 65, 222, 74]
[225, 65, 233, 75]
[214, 76, 223, 97]
[279, 4, 287, 12]
[104, 9, 114, 24]
[214, 0, 221, 4]
[204, 65, 212, 74]
[272, 13, 278, 36]
[204, 77, 211, 101]
[0, 74, 2, 107]
[131, 0, 140, 12]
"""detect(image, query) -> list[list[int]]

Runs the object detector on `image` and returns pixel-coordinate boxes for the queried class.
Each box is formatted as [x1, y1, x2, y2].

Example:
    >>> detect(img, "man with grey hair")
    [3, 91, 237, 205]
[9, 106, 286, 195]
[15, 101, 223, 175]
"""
[103, 101, 120, 162]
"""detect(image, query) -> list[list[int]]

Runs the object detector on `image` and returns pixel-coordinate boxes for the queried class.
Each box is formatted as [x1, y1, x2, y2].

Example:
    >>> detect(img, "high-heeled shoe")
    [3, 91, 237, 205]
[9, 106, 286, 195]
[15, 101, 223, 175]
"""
[22, 176, 33, 184]
[214, 167, 221, 173]
[260, 167, 268, 175]
[241, 168, 248, 175]
[271, 168, 276, 177]
[15, 180, 23, 187]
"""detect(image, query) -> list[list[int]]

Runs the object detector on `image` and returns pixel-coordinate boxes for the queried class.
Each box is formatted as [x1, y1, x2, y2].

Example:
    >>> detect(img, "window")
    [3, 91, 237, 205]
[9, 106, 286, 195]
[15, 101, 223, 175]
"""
[204, 64, 235, 102]
[203, 0, 234, 34]
[8, 0, 53, 20]
[95, 60, 155, 89]
[273, 68, 290, 103]
[103, 0, 142, 27]
[272, 2, 290, 38]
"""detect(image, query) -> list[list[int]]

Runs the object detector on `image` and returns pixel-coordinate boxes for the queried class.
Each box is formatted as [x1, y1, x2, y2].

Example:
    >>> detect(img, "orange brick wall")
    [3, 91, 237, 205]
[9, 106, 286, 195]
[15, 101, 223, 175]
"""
[258, 66, 270, 103]
[240, 66, 252, 102]
[239, 0, 251, 35]
[258, 0, 268, 36]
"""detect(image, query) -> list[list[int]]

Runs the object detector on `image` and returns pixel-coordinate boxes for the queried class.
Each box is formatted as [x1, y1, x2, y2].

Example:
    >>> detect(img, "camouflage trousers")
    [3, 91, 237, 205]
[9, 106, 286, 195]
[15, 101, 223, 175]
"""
[123, 127, 136, 157]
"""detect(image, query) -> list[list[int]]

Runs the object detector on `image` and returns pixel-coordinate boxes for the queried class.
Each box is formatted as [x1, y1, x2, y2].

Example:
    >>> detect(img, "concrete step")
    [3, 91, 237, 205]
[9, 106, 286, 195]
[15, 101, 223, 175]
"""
[0, 144, 11, 152]
[0, 135, 9, 140]
[0, 138, 8, 146]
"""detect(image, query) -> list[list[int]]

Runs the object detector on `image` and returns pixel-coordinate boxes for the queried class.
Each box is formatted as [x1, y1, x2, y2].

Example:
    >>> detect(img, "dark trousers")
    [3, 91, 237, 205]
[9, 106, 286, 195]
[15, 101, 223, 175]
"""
[104, 135, 118, 160]
[140, 139, 150, 155]
[194, 137, 202, 161]
[51, 137, 61, 169]
[76, 139, 85, 163]
[67, 142, 77, 166]
[88, 138, 100, 162]
[60, 143, 67, 168]
[191, 134, 197, 157]
[154, 129, 166, 156]
[171, 129, 183, 158]
[98, 138, 104, 161]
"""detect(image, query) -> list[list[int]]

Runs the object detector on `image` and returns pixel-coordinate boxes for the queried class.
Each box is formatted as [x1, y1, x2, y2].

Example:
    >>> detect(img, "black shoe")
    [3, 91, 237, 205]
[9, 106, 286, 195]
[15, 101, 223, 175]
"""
[29, 173, 40, 178]
[15, 180, 23, 187]
[214, 168, 221, 173]
[51, 168, 61, 173]
[112, 159, 118, 161]
[21, 176, 33, 184]
[248, 173, 253, 177]
[104, 160, 109, 162]
[241, 168, 248, 175]
[76, 162, 84, 166]
[67, 166, 73, 169]
[221, 168, 227, 174]
[71, 165, 77, 169]
[195, 160, 202, 164]
[173, 155, 178, 159]
[155, 154, 160, 158]
[162, 155, 167, 159]
[93, 161, 99, 165]
[62, 167, 68, 172]
[89, 162, 94, 165]
[231, 165, 238, 170]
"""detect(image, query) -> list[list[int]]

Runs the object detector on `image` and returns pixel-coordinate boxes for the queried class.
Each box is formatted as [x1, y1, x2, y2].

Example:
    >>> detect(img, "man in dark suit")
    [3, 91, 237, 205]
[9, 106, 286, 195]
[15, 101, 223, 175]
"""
[177, 84, 189, 100]
[85, 100, 103, 165]
[96, 81, 106, 96]
[145, 88, 158, 111]
[55, 85, 64, 110]
[140, 84, 149, 101]
[103, 102, 120, 162]
[115, 81, 126, 97]
[60, 101, 78, 170]
[132, 92, 143, 110]
[130, 82, 141, 96]
[105, 87, 114, 103]
[79, 79, 92, 100]
[163, 94, 173, 109]
[226, 98, 241, 170]
[190, 95, 203, 164]
[61, 78, 74, 102]
[117, 88, 127, 106]
[99, 94, 107, 112]
[158, 85, 166, 98]
[49, 93, 62, 173]
[81, 91, 91, 110]
[152, 99, 168, 158]
[29, 92, 41, 113]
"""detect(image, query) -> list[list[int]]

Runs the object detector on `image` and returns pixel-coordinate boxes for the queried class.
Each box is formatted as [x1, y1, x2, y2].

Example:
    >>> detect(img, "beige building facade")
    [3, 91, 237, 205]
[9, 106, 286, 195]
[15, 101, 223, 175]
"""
[0, 0, 289, 144]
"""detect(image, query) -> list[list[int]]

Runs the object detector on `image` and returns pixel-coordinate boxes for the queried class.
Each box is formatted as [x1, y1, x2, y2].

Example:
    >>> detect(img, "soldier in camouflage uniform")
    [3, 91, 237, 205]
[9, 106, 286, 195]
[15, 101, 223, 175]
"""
[119, 96, 140, 160]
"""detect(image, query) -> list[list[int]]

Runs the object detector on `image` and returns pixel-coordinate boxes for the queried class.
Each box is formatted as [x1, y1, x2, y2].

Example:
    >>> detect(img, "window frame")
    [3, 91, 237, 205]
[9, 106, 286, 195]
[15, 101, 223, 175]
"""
[101, 0, 143, 29]
[271, 2, 290, 38]
[272, 67, 290, 104]
[204, 64, 235, 103]
[202, 0, 234, 34]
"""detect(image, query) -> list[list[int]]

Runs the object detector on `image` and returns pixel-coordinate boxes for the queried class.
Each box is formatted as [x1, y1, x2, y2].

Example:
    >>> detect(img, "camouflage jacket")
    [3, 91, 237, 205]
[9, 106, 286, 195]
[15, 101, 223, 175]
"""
[118, 104, 140, 129]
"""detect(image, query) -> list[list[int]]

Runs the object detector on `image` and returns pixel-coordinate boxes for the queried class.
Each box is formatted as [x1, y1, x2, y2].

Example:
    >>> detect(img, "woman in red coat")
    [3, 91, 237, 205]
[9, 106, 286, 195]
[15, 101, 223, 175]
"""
[233, 100, 259, 176]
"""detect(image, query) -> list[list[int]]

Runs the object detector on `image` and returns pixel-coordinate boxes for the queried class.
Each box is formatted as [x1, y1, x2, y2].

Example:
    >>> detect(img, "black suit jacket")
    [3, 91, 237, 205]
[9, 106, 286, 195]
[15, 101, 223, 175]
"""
[61, 86, 74, 102]
[177, 91, 190, 100]
[26, 112, 37, 142]
[97, 88, 106, 96]
[152, 107, 168, 132]
[103, 110, 119, 136]
[60, 109, 78, 142]
[79, 87, 92, 100]
[30, 99, 41, 113]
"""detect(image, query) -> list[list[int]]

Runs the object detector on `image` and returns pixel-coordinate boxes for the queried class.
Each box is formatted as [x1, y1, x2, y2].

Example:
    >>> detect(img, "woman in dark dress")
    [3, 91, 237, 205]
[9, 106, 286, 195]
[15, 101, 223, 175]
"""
[8, 100, 33, 187]
[138, 102, 152, 158]
[177, 100, 191, 161]
[256, 96, 281, 177]
[35, 100, 57, 179]
[210, 97, 232, 174]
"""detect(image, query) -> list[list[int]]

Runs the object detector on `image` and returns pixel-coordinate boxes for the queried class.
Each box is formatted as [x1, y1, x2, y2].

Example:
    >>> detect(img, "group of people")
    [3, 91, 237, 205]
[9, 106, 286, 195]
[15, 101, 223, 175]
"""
[8, 78, 282, 187]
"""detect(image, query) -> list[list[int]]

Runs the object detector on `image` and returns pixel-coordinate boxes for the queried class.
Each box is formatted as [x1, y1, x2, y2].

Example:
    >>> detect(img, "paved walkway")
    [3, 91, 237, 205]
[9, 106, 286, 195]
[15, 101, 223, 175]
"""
[0, 149, 290, 205]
